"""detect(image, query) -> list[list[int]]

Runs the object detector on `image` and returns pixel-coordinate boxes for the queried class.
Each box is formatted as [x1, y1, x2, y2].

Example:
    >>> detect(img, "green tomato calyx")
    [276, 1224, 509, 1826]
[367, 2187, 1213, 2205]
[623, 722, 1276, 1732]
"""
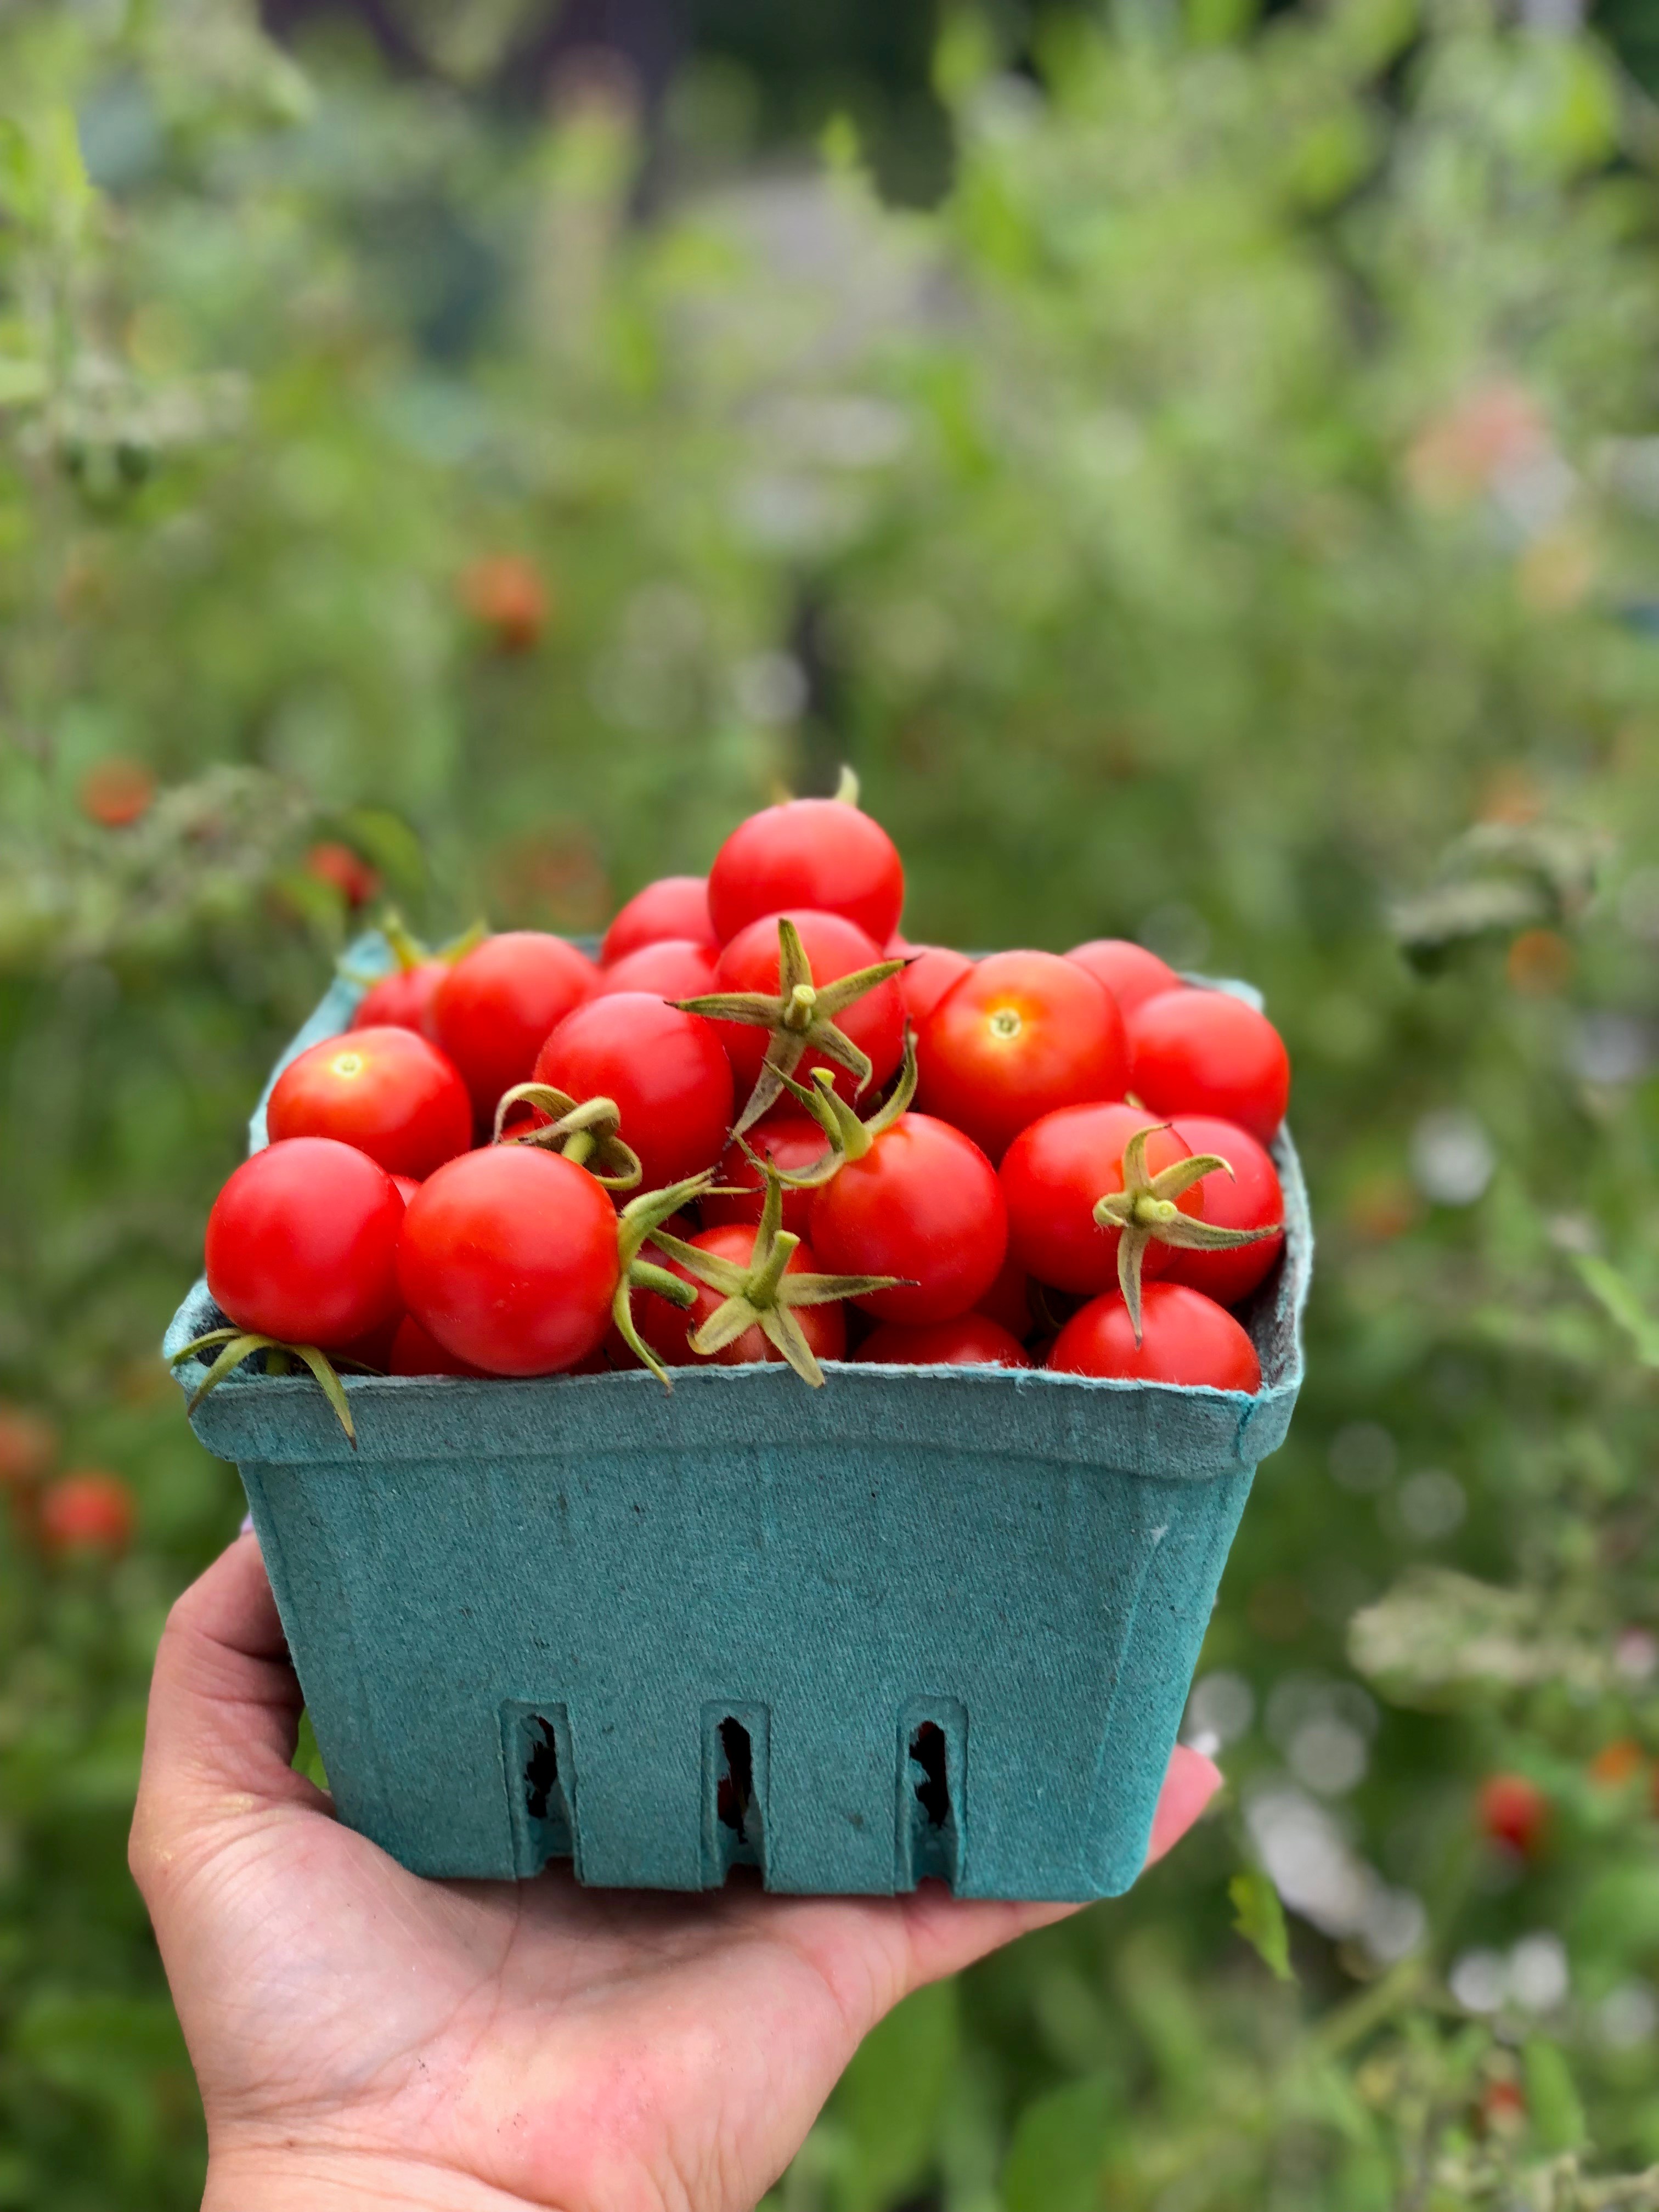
[645, 1168, 904, 1387]
[170, 1328, 373, 1446]
[675, 916, 904, 1138]
[1092, 1123, 1282, 1344]
[493, 1083, 642, 1190]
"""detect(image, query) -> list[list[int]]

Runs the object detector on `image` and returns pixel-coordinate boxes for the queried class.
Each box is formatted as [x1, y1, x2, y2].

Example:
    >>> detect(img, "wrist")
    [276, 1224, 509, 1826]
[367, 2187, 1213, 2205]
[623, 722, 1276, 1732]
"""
[204, 2145, 554, 2212]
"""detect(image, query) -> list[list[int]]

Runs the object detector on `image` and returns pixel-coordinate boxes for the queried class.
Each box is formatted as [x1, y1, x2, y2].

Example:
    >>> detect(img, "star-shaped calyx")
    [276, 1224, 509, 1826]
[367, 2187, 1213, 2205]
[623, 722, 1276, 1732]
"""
[492, 1084, 642, 1190]
[676, 917, 905, 1139]
[1094, 1124, 1282, 1342]
[742, 1028, 919, 1191]
[170, 1330, 382, 1445]
[642, 1169, 904, 1386]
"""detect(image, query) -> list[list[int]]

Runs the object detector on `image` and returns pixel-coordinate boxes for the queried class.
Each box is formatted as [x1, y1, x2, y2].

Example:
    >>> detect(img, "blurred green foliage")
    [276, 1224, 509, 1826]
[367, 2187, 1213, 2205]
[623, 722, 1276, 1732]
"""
[7, 0, 1659, 2204]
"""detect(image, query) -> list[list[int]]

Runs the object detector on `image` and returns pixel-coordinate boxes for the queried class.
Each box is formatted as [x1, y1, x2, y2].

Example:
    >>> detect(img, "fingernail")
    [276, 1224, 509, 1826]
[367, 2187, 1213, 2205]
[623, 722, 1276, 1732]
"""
[239, 1511, 255, 1536]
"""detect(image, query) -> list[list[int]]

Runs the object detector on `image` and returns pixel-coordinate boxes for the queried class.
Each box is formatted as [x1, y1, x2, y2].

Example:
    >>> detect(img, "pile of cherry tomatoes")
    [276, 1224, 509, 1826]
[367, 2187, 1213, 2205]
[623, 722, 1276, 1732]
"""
[178, 783, 1291, 1434]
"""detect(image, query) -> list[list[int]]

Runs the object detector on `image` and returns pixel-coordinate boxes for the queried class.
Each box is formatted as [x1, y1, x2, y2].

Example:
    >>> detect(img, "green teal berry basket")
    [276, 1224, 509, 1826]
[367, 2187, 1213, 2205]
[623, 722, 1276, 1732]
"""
[163, 939, 1310, 1900]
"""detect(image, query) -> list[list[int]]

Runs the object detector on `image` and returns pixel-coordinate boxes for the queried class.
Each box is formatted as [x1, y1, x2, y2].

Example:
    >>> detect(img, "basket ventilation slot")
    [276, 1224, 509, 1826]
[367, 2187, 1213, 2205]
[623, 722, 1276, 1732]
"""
[898, 1700, 966, 1892]
[702, 1703, 769, 1886]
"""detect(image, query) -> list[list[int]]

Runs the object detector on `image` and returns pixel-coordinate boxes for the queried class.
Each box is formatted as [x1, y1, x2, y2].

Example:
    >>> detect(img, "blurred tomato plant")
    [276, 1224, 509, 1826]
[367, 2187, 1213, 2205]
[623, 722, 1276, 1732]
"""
[7, 0, 1659, 2204]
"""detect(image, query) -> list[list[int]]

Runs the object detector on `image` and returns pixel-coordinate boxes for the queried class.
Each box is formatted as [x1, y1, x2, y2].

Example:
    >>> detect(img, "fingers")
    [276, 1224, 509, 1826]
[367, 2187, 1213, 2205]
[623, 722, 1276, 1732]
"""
[130, 1533, 318, 1900]
[771, 1741, 1224, 2034]
[1144, 1744, 1222, 1866]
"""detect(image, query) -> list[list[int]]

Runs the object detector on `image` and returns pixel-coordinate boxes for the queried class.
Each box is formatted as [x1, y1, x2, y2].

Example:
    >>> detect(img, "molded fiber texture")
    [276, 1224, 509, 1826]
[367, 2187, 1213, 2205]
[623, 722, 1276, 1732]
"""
[165, 940, 1310, 1900]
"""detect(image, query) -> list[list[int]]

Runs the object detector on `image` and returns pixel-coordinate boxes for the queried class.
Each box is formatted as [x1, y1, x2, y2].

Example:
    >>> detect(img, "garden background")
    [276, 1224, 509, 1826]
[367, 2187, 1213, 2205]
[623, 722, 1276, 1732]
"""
[7, 0, 1659, 2204]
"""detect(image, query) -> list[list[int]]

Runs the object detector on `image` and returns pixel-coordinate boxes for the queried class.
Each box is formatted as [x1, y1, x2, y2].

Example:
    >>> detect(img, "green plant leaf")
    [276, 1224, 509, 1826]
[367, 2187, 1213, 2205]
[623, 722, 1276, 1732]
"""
[1003, 2074, 1121, 2212]
[1575, 1256, 1659, 1368]
[1230, 1869, 1294, 1982]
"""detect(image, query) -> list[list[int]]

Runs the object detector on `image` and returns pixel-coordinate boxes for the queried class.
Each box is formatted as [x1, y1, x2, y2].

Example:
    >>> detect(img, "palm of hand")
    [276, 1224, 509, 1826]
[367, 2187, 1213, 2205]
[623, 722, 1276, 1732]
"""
[132, 1537, 1217, 2212]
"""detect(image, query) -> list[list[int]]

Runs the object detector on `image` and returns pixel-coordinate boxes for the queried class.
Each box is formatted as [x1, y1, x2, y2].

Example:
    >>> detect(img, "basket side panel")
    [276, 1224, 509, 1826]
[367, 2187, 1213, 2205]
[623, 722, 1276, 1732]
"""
[238, 1442, 1247, 1897]
[1082, 1467, 1255, 1894]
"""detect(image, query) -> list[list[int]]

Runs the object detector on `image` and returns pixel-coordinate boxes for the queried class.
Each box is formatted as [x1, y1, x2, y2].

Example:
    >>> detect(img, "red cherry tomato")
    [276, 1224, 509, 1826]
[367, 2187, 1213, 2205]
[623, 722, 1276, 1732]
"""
[397, 1147, 619, 1375]
[0, 1406, 56, 1489]
[38, 1471, 136, 1558]
[855, 1314, 1033, 1368]
[305, 841, 380, 908]
[1477, 1774, 1550, 1858]
[390, 1314, 487, 1377]
[1048, 1282, 1261, 1392]
[1128, 989, 1290, 1146]
[431, 933, 599, 1124]
[531, 992, 733, 1193]
[79, 757, 156, 829]
[339, 1309, 403, 1371]
[975, 1250, 1036, 1340]
[630, 1224, 848, 1369]
[1066, 939, 1182, 1018]
[1001, 1103, 1198, 1296]
[601, 876, 716, 963]
[1165, 1114, 1285, 1307]
[351, 960, 449, 1035]
[266, 1025, 472, 1181]
[711, 910, 905, 1107]
[808, 1113, 1007, 1324]
[916, 951, 1128, 1164]
[206, 1138, 404, 1349]
[591, 938, 718, 1002]
[708, 799, 904, 947]
[900, 946, 974, 1029]
[702, 1109, 831, 1239]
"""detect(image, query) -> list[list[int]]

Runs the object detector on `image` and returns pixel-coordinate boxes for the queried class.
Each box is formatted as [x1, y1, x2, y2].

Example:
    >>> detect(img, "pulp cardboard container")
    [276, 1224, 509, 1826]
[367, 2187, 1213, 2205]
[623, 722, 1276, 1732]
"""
[165, 944, 1309, 1900]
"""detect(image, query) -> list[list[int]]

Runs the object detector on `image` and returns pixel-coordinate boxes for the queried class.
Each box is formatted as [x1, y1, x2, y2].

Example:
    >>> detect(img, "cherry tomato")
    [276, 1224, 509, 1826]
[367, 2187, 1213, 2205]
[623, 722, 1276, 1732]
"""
[856, 1314, 1032, 1368]
[267, 1025, 472, 1181]
[80, 758, 155, 828]
[808, 1113, 1006, 1323]
[459, 552, 548, 653]
[592, 939, 718, 1002]
[1001, 1103, 1198, 1296]
[601, 876, 716, 962]
[629, 1224, 847, 1369]
[900, 945, 974, 1029]
[975, 1250, 1037, 1340]
[916, 950, 1128, 1163]
[0, 1406, 56, 1489]
[1047, 1282, 1261, 1391]
[1165, 1114, 1285, 1307]
[708, 799, 904, 947]
[38, 1471, 136, 1558]
[1128, 989, 1290, 1145]
[339, 1310, 403, 1371]
[390, 1314, 487, 1378]
[206, 1138, 404, 1349]
[306, 842, 380, 908]
[532, 992, 733, 1193]
[398, 1146, 619, 1375]
[351, 960, 449, 1035]
[711, 910, 905, 1107]
[431, 932, 599, 1123]
[702, 1110, 831, 1239]
[1477, 1774, 1549, 1858]
[1066, 939, 1182, 1018]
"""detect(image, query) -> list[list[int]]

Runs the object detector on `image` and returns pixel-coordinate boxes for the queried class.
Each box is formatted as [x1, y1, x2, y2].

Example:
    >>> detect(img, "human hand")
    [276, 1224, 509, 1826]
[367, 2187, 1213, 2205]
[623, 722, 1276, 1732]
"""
[131, 1533, 1221, 2212]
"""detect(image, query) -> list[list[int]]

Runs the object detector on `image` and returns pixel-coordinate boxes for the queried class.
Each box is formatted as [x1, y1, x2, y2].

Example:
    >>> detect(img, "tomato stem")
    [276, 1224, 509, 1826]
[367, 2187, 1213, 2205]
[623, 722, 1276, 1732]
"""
[611, 1171, 723, 1387]
[1092, 1124, 1282, 1344]
[676, 917, 904, 1138]
[646, 1167, 905, 1386]
[492, 1084, 642, 1190]
[170, 1327, 365, 1446]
